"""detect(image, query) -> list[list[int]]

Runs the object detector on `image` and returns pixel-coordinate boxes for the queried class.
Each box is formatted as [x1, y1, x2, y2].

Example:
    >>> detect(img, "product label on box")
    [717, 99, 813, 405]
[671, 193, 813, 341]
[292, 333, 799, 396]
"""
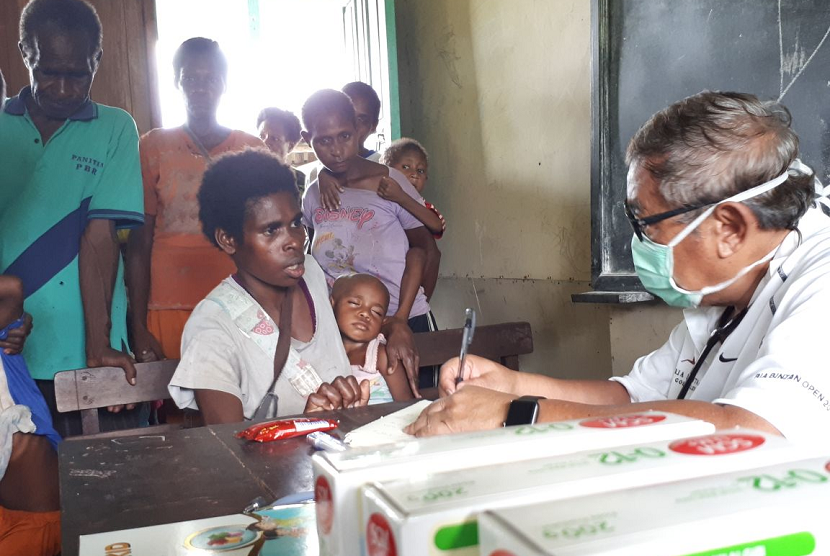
[315, 475, 333, 534]
[670, 434, 766, 456]
[739, 467, 828, 493]
[579, 414, 667, 429]
[406, 481, 473, 504]
[367, 513, 397, 556]
[480, 457, 830, 556]
[542, 512, 616, 542]
[592, 446, 666, 465]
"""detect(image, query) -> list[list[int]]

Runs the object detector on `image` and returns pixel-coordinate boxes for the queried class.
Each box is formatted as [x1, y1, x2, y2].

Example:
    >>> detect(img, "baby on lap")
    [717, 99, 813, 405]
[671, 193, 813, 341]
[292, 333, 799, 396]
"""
[331, 274, 414, 404]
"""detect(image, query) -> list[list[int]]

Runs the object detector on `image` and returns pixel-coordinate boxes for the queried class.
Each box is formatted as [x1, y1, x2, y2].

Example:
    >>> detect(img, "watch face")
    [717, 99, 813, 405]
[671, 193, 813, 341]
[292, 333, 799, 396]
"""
[504, 398, 540, 426]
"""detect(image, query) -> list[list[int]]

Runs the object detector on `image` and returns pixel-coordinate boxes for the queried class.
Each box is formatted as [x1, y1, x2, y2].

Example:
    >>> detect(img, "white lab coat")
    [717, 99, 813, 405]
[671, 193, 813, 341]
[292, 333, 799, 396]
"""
[614, 207, 830, 447]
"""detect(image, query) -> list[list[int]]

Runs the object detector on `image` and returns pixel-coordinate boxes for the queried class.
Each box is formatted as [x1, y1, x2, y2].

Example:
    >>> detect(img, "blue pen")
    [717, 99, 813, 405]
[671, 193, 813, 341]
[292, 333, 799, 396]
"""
[455, 308, 477, 385]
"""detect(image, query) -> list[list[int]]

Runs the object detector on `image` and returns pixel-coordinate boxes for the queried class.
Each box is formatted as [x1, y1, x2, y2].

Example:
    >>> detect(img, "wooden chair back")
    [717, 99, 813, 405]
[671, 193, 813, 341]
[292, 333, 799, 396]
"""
[52, 322, 534, 432]
[414, 320, 533, 371]
[54, 359, 179, 436]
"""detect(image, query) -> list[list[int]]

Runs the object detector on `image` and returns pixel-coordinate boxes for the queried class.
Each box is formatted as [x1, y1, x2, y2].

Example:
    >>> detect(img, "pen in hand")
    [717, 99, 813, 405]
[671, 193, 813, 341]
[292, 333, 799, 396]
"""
[455, 308, 477, 386]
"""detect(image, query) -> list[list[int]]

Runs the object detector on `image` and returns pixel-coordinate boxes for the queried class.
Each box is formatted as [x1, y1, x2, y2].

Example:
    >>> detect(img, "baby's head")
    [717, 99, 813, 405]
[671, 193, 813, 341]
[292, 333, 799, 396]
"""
[330, 274, 390, 343]
[381, 138, 429, 193]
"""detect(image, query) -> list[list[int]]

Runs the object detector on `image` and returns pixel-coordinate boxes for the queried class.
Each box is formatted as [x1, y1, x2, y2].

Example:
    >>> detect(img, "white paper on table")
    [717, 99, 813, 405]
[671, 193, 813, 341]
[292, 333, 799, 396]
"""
[344, 400, 432, 448]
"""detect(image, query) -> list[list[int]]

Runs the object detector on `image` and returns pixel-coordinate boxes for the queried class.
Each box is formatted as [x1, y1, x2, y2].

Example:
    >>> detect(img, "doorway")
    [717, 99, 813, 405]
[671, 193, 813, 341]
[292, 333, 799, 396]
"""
[153, 0, 398, 151]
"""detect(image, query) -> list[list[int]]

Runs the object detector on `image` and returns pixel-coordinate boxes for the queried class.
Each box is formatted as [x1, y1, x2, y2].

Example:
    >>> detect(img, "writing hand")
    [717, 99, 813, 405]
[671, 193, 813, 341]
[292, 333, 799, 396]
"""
[404, 385, 515, 437]
[438, 355, 518, 397]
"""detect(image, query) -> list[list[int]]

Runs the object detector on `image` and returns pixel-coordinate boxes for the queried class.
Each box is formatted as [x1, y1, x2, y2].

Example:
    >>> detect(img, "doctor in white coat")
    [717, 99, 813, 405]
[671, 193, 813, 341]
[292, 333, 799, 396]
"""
[407, 91, 830, 446]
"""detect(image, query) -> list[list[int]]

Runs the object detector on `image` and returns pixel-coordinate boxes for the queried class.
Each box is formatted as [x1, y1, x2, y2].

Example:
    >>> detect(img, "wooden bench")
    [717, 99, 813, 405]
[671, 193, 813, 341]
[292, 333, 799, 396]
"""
[54, 359, 179, 437]
[413, 321, 533, 396]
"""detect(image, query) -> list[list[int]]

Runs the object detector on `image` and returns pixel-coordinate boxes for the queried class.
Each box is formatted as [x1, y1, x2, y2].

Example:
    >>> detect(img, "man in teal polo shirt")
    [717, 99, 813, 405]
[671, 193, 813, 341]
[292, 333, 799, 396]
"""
[0, 0, 144, 435]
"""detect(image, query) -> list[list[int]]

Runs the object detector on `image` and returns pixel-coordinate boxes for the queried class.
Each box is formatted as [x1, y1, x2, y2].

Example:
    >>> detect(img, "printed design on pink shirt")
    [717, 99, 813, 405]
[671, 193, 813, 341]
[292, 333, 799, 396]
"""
[251, 309, 275, 336]
[313, 206, 376, 230]
[314, 232, 358, 276]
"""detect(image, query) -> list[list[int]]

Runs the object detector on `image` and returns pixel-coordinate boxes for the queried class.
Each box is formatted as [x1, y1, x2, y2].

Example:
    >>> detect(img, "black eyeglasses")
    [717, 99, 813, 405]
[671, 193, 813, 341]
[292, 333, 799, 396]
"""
[624, 200, 712, 241]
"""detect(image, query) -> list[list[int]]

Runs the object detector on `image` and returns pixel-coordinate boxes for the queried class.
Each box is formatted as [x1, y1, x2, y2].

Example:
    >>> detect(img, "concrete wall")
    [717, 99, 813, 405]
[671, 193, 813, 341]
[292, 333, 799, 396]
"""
[609, 304, 683, 376]
[395, 0, 614, 379]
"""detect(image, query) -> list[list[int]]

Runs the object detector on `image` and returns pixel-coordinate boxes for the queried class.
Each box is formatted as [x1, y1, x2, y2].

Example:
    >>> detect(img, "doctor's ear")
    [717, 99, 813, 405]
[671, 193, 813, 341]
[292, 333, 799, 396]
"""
[712, 202, 754, 257]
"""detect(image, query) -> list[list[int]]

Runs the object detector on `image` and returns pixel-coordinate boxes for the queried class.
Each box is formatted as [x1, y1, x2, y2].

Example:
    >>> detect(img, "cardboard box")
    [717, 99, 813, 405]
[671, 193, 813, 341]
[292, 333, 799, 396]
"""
[360, 430, 817, 556]
[312, 411, 714, 556]
[478, 455, 830, 556]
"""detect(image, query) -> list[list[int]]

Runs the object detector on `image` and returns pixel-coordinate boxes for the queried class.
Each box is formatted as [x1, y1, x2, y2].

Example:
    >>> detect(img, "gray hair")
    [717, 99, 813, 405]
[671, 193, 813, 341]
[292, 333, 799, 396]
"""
[626, 91, 814, 230]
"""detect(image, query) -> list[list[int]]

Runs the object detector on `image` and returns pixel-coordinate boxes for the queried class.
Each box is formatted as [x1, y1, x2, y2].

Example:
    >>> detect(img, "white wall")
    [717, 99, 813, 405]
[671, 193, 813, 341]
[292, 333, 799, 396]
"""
[395, 0, 616, 379]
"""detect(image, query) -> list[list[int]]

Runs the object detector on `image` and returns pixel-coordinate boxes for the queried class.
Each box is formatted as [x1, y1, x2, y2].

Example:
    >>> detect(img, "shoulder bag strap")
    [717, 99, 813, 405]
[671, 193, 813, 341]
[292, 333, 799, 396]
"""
[270, 286, 295, 391]
[253, 287, 295, 419]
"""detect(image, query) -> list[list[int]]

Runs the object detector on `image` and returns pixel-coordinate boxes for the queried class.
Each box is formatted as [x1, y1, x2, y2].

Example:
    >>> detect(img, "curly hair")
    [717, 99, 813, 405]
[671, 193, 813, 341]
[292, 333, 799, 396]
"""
[256, 107, 302, 145]
[301, 89, 356, 135]
[380, 138, 429, 167]
[199, 148, 299, 247]
[627, 91, 815, 230]
[19, 0, 102, 56]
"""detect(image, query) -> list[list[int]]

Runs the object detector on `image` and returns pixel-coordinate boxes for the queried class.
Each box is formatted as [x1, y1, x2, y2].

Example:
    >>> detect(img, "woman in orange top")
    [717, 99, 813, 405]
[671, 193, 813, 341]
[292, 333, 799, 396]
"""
[126, 38, 263, 362]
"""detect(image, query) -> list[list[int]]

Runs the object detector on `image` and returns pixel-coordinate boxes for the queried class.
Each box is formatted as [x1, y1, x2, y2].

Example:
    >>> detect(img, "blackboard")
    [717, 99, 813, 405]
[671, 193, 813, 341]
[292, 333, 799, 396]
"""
[591, 0, 830, 292]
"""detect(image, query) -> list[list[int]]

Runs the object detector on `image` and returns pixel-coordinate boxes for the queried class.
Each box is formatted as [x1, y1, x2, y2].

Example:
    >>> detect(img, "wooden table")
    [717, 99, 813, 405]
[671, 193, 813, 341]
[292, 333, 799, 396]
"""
[59, 401, 413, 556]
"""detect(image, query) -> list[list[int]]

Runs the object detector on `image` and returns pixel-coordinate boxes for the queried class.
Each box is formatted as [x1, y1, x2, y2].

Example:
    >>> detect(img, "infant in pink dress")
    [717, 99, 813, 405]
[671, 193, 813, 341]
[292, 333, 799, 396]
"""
[330, 274, 414, 404]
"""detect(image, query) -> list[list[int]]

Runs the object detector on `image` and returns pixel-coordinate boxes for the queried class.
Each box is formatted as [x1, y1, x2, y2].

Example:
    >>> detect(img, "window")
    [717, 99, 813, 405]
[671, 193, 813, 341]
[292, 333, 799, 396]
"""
[153, 0, 398, 151]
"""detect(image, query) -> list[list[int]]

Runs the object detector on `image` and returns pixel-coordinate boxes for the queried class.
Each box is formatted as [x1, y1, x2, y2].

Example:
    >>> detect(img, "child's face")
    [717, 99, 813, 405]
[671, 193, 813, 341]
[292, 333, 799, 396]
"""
[332, 280, 388, 343]
[258, 120, 294, 164]
[351, 95, 379, 148]
[229, 192, 307, 289]
[305, 112, 359, 175]
[391, 152, 428, 193]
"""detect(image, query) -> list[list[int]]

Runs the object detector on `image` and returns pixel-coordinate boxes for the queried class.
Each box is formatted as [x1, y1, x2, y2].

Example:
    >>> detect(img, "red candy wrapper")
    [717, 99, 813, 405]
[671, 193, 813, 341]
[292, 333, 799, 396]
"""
[236, 418, 339, 443]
